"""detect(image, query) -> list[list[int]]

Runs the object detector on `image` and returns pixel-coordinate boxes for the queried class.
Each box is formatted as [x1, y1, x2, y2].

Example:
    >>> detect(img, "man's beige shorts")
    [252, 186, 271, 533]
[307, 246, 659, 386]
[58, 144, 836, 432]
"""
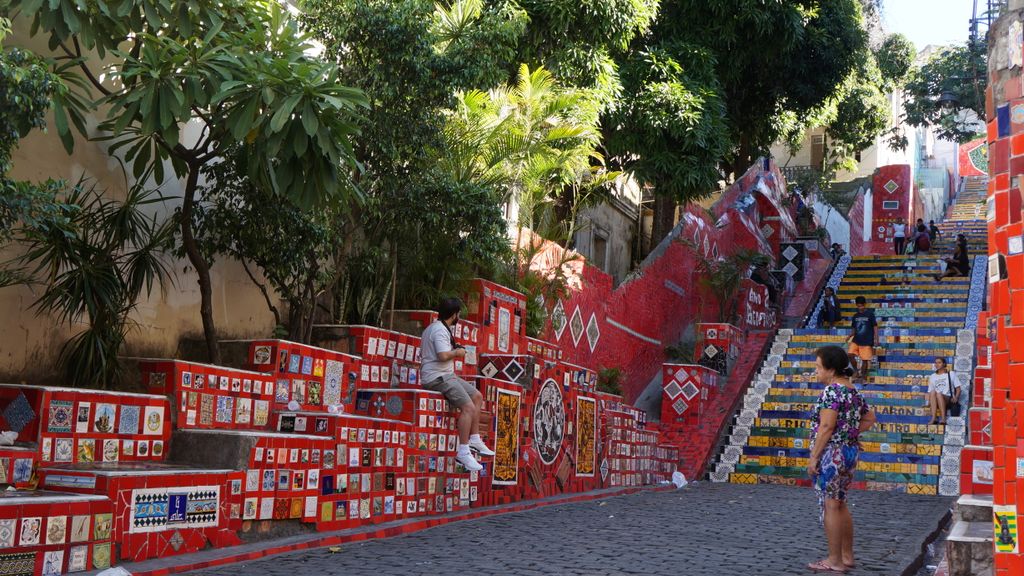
[422, 373, 475, 408]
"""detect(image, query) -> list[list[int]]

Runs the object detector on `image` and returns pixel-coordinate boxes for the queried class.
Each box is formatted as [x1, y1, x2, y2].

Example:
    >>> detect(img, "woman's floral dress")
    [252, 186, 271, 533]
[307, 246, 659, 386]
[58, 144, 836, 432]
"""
[812, 382, 870, 524]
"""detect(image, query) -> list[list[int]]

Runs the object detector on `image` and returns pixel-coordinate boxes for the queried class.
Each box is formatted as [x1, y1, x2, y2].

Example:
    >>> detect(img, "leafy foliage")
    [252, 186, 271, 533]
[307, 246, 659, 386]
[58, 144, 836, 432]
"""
[9, 177, 173, 388]
[192, 149, 347, 343]
[9, 0, 370, 362]
[687, 242, 770, 323]
[875, 33, 915, 92]
[606, 43, 729, 203]
[903, 42, 988, 143]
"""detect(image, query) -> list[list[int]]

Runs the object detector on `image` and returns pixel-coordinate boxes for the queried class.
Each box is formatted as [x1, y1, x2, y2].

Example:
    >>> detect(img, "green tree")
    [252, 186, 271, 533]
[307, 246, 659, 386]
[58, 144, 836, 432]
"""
[10, 0, 369, 363]
[605, 43, 730, 245]
[903, 42, 987, 143]
[508, 0, 659, 103]
[11, 177, 173, 388]
[660, 0, 868, 176]
[301, 0, 520, 320]
[192, 149, 347, 344]
[875, 33, 915, 91]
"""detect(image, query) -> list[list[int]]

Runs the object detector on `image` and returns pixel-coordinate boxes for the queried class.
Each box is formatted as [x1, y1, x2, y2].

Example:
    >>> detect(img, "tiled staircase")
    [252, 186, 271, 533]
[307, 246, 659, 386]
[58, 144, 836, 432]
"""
[710, 178, 989, 496]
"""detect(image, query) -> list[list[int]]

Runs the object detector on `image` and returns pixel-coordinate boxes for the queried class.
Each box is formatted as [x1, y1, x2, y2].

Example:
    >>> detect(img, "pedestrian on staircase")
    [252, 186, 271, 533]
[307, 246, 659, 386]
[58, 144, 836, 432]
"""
[912, 221, 931, 254]
[818, 287, 842, 329]
[934, 234, 970, 281]
[925, 357, 962, 425]
[845, 296, 878, 380]
[928, 220, 940, 243]
[807, 345, 877, 573]
[890, 220, 907, 255]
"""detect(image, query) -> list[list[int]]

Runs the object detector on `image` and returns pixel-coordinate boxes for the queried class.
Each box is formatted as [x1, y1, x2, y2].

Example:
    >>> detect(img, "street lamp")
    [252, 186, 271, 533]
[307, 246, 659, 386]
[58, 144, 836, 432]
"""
[938, 90, 961, 110]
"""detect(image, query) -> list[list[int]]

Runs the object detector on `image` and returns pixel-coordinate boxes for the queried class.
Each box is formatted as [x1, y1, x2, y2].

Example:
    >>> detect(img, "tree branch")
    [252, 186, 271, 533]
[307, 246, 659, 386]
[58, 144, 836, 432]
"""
[59, 39, 113, 98]
[240, 259, 282, 327]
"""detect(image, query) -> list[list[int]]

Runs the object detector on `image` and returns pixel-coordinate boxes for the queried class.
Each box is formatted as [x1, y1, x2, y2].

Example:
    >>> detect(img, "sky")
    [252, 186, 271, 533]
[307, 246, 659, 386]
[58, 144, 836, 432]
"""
[883, 0, 976, 50]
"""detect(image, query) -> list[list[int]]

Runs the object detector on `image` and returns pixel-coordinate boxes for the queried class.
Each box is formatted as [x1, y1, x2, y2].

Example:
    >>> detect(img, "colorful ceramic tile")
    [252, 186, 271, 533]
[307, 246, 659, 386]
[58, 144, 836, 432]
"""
[0, 519, 15, 548]
[68, 546, 87, 572]
[18, 518, 40, 546]
[152, 441, 164, 457]
[54, 438, 73, 463]
[77, 439, 95, 463]
[93, 403, 116, 434]
[11, 458, 30, 483]
[45, 515, 66, 545]
[2, 393, 35, 433]
[40, 437, 52, 462]
[92, 543, 111, 570]
[96, 439, 117, 464]
[93, 513, 111, 540]
[0, 552, 34, 576]
[575, 396, 596, 477]
[254, 345, 272, 365]
[243, 498, 258, 520]
[199, 394, 214, 426]
[118, 405, 141, 435]
[143, 406, 164, 435]
[47, 400, 73, 433]
[493, 387, 521, 485]
[42, 551, 63, 576]
[235, 397, 251, 424]
[254, 400, 269, 427]
[69, 516, 89, 543]
[122, 439, 134, 457]
[215, 396, 234, 424]
[75, 402, 90, 434]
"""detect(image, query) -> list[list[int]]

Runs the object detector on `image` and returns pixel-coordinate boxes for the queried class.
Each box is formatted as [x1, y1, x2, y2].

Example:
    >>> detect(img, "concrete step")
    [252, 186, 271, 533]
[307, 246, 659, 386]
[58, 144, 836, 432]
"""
[955, 493, 993, 522]
[945, 520, 993, 576]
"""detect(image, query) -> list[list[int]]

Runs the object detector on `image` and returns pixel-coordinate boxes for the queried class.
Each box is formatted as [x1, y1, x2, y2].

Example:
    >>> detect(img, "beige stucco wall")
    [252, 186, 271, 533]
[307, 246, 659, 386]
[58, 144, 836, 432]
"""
[0, 23, 280, 384]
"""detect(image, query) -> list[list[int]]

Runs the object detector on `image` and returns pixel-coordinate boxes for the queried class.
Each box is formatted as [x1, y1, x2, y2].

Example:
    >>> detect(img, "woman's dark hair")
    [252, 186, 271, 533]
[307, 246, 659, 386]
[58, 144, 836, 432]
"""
[817, 345, 855, 378]
[437, 298, 463, 320]
[935, 357, 947, 367]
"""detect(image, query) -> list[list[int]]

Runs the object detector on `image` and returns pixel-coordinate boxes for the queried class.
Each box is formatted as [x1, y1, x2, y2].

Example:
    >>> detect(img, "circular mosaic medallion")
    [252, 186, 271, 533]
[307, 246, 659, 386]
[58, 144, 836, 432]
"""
[386, 396, 403, 416]
[532, 379, 565, 465]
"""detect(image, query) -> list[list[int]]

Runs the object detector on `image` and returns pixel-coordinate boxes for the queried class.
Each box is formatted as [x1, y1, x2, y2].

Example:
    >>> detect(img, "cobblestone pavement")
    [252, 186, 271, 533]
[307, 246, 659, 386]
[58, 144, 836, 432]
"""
[187, 484, 952, 576]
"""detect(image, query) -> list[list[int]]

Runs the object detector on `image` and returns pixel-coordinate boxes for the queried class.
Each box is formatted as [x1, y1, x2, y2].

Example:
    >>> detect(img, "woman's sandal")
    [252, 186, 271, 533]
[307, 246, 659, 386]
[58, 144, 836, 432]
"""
[808, 560, 848, 573]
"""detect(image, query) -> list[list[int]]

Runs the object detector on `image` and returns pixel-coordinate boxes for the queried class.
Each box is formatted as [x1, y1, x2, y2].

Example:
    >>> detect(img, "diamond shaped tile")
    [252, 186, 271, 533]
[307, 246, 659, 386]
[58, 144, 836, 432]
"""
[704, 344, 718, 358]
[585, 313, 600, 352]
[551, 300, 567, 341]
[169, 530, 184, 552]
[569, 307, 584, 347]
[664, 381, 683, 398]
[672, 398, 689, 414]
[480, 362, 499, 378]
[883, 179, 899, 194]
[502, 359, 524, 383]
[674, 367, 689, 382]
[681, 382, 699, 400]
[760, 223, 774, 238]
[783, 262, 798, 276]
[782, 246, 798, 260]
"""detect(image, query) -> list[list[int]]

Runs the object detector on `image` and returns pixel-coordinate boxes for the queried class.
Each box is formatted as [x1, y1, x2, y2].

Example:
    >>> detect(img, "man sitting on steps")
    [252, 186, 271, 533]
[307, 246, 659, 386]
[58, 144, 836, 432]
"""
[420, 297, 494, 472]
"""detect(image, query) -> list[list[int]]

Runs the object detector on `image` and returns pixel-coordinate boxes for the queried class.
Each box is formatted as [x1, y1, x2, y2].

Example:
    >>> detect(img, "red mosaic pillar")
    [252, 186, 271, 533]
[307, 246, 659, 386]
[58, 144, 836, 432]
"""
[988, 9, 1024, 573]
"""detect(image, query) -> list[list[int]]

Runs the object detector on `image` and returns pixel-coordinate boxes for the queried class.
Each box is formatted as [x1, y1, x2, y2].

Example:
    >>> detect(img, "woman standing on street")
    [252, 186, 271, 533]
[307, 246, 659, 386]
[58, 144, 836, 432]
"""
[807, 345, 877, 573]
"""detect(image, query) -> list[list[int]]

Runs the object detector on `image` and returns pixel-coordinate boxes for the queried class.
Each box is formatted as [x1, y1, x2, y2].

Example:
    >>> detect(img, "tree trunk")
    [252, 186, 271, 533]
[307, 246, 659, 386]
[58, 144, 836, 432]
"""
[732, 134, 755, 180]
[649, 194, 678, 254]
[179, 164, 220, 364]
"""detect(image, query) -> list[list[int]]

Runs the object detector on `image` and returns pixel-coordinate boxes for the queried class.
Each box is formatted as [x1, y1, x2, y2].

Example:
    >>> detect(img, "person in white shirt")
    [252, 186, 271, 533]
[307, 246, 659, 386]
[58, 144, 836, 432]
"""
[420, 298, 494, 471]
[925, 357, 961, 425]
[891, 220, 907, 255]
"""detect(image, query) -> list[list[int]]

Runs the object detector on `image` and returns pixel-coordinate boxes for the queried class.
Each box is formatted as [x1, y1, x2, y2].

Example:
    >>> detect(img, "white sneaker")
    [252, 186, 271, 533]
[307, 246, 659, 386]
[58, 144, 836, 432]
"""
[469, 439, 495, 456]
[455, 451, 483, 471]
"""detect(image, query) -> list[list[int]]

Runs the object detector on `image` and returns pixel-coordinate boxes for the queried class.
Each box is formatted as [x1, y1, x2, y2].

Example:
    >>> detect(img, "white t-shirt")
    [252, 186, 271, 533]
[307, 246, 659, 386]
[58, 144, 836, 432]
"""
[927, 371, 961, 396]
[420, 321, 455, 384]
[892, 224, 906, 238]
